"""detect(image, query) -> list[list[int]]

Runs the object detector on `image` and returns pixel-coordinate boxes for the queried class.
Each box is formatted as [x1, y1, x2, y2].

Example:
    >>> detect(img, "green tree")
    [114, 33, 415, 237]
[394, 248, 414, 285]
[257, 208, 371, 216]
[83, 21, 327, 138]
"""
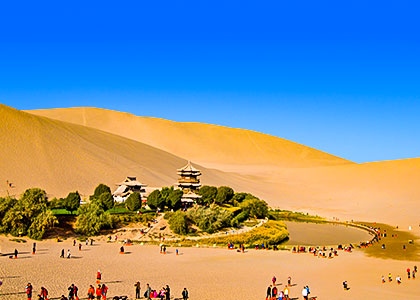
[147, 190, 165, 209]
[231, 192, 258, 206]
[240, 198, 269, 219]
[168, 211, 189, 234]
[27, 210, 58, 240]
[197, 186, 217, 205]
[215, 186, 234, 205]
[75, 203, 114, 236]
[93, 192, 114, 211]
[167, 189, 183, 210]
[125, 192, 142, 211]
[64, 191, 81, 214]
[92, 183, 111, 199]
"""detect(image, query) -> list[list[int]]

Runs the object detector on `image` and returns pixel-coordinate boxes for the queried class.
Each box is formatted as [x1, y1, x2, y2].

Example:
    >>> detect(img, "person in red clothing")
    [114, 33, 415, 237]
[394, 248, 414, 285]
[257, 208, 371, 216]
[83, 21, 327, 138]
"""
[272, 276, 276, 286]
[40, 287, 48, 300]
[101, 284, 108, 300]
[87, 285, 95, 300]
[26, 283, 33, 300]
[95, 285, 102, 300]
[96, 270, 101, 284]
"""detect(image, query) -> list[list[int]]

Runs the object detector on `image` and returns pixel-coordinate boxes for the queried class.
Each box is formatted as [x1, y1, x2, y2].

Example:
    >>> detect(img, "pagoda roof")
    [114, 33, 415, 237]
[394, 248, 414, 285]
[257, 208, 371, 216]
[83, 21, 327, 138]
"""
[181, 191, 202, 199]
[177, 161, 201, 173]
[116, 177, 147, 187]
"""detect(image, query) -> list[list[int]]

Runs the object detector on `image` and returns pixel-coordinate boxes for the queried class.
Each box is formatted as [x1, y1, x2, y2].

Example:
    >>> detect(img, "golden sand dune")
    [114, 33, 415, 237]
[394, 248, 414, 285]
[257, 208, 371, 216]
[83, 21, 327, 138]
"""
[27, 107, 353, 168]
[0, 104, 269, 198]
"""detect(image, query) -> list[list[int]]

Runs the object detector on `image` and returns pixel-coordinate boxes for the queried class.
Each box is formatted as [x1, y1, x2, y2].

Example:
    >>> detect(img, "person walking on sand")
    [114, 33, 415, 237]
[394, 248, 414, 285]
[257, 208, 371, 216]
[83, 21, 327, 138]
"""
[101, 284, 108, 300]
[95, 285, 102, 300]
[97, 270, 102, 284]
[67, 249, 71, 259]
[32, 242, 36, 255]
[272, 285, 278, 300]
[388, 273, 392, 282]
[283, 286, 289, 300]
[87, 285, 95, 300]
[145, 284, 152, 300]
[14, 249, 18, 259]
[272, 276, 276, 286]
[134, 281, 141, 299]
[301, 286, 308, 300]
[79, 243, 82, 251]
[26, 283, 33, 300]
[68, 284, 75, 300]
[266, 285, 272, 300]
[165, 285, 170, 300]
[40, 287, 48, 300]
[60, 249, 64, 258]
[396, 276, 401, 284]
[73, 284, 79, 300]
[182, 288, 188, 300]
[287, 276, 291, 287]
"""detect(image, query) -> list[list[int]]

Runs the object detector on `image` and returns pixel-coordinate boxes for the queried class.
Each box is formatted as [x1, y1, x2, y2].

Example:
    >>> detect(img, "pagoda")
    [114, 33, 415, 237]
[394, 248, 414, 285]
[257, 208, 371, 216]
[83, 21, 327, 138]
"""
[177, 161, 202, 192]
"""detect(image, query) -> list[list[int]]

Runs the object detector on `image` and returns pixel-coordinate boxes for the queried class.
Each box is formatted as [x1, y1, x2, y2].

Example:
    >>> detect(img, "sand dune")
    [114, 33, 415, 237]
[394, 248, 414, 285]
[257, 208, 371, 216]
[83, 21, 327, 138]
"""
[3, 104, 419, 226]
[27, 107, 353, 168]
[0, 104, 272, 199]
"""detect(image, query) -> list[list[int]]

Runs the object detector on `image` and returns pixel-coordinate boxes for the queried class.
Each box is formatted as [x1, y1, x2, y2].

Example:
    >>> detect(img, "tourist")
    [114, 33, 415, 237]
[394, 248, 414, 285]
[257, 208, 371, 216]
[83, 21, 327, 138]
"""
[278, 290, 284, 300]
[33, 242, 36, 255]
[163, 246, 166, 254]
[40, 287, 48, 300]
[272, 276, 276, 286]
[414, 265, 418, 273]
[67, 249, 71, 259]
[287, 276, 291, 286]
[159, 287, 165, 300]
[120, 246, 125, 254]
[73, 240, 76, 247]
[396, 276, 401, 284]
[165, 285, 170, 300]
[381, 276, 385, 283]
[266, 285, 272, 300]
[134, 281, 141, 299]
[86, 239, 89, 246]
[413, 270, 416, 279]
[301, 286, 308, 300]
[87, 285, 95, 300]
[182, 288, 189, 300]
[283, 286, 289, 300]
[343, 281, 349, 290]
[79, 243, 82, 251]
[101, 284, 108, 299]
[60, 249, 65, 258]
[96, 285, 102, 300]
[68, 284, 75, 300]
[26, 283, 33, 300]
[97, 270, 102, 284]
[272, 285, 278, 299]
[305, 286, 310, 298]
[145, 284, 152, 300]
[388, 273, 392, 282]
[14, 248, 18, 259]
[407, 268, 411, 279]
[74, 284, 79, 300]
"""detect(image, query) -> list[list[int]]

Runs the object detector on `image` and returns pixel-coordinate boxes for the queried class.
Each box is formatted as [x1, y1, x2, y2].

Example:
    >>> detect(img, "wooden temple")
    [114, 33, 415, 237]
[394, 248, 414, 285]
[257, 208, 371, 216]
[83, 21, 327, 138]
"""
[177, 161, 202, 204]
[113, 176, 147, 203]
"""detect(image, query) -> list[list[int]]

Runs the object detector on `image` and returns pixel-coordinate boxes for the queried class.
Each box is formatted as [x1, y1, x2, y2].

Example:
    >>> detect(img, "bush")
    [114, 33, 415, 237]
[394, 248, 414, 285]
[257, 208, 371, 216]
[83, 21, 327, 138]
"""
[240, 198, 269, 219]
[197, 186, 218, 205]
[75, 203, 114, 236]
[167, 189, 183, 209]
[168, 211, 189, 235]
[125, 192, 142, 211]
[203, 221, 289, 247]
[64, 191, 81, 214]
[230, 211, 249, 227]
[48, 197, 64, 209]
[187, 206, 233, 233]
[215, 186, 234, 205]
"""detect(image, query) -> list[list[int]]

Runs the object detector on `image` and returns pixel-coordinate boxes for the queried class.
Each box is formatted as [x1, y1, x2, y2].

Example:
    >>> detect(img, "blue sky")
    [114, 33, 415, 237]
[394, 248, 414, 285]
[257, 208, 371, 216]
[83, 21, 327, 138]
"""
[1, 1, 419, 163]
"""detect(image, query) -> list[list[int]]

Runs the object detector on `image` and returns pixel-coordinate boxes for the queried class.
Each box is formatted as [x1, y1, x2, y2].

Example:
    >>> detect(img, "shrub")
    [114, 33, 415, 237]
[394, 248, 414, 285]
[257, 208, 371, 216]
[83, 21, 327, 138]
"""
[167, 189, 183, 209]
[168, 211, 189, 235]
[125, 192, 142, 211]
[215, 186, 234, 205]
[230, 211, 249, 227]
[75, 203, 114, 236]
[187, 206, 233, 233]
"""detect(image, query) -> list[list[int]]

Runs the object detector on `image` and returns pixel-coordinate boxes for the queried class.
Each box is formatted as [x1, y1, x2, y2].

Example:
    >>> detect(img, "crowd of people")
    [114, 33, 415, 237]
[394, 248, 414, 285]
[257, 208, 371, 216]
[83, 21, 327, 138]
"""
[265, 276, 312, 300]
[382, 265, 417, 285]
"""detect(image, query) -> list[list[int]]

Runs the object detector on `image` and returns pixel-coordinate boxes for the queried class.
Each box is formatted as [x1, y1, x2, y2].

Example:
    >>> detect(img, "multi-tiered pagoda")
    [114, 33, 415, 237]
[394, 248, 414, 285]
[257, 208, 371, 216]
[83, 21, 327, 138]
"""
[177, 161, 202, 205]
[177, 161, 202, 191]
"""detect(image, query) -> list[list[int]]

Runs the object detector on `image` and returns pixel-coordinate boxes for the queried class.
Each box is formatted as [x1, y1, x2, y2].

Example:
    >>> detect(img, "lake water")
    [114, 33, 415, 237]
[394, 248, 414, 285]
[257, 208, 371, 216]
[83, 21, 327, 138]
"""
[284, 221, 374, 246]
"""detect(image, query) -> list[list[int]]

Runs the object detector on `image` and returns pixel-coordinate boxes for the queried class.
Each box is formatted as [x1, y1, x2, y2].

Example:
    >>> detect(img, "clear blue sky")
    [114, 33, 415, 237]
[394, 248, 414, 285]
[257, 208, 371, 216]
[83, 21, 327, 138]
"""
[1, 1, 419, 163]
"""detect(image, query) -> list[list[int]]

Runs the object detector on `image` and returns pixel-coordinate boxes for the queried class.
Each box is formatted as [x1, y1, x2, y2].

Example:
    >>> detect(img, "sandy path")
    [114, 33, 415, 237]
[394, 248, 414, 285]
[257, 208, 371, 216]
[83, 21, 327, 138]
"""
[0, 237, 418, 300]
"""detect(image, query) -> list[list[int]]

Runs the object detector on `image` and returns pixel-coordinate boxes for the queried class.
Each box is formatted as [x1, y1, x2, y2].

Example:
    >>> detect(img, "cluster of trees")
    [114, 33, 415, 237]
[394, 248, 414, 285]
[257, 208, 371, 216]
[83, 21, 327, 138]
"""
[50, 191, 81, 214]
[0, 188, 58, 240]
[147, 186, 183, 210]
[75, 184, 115, 236]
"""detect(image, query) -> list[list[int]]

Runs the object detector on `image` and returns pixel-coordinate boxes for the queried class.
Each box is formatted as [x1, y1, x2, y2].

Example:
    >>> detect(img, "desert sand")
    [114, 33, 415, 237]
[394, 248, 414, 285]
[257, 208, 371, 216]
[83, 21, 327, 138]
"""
[20, 106, 420, 227]
[0, 236, 419, 300]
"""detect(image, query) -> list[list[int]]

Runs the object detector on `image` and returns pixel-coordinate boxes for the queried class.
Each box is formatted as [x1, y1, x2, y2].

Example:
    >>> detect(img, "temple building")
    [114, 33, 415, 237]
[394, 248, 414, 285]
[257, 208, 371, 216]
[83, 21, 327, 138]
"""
[177, 161, 202, 191]
[177, 161, 202, 205]
[113, 176, 147, 203]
